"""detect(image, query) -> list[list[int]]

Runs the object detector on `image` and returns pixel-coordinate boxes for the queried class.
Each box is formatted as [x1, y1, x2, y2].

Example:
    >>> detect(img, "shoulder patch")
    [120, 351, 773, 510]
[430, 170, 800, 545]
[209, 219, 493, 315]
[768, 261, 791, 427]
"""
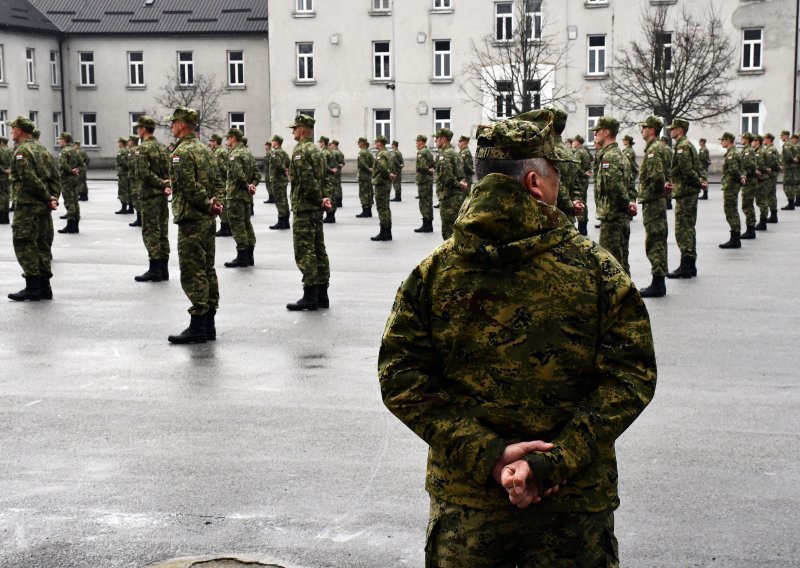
[677, 149, 684, 154]
[16, 154, 23, 160]
[601, 162, 610, 169]
[172, 156, 181, 163]
[648, 153, 655, 158]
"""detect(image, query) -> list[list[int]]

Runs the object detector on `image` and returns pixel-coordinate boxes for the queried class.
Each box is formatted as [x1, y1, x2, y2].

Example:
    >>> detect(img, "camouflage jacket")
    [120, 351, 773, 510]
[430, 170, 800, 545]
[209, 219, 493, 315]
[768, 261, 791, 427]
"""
[435, 144, 463, 198]
[372, 148, 392, 186]
[698, 146, 711, 173]
[212, 146, 229, 193]
[116, 148, 129, 179]
[554, 138, 581, 214]
[593, 142, 632, 221]
[740, 146, 757, 184]
[0, 146, 13, 180]
[623, 146, 639, 181]
[321, 148, 337, 192]
[459, 148, 474, 181]
[332, 148, 345, 181]
[754, 146, 767, 183]
[169, 133, 215, 224]
[226, 144, 254, 203]
[573, 145, 592, 190]
[655, 143, 673, 185]
[289, 138, 324, 213]
[638, 139, 665, 204]
[391, 149, 404, 175]
[10, 138, 56, 210]
[132, 136, 169, 199]
[77, 148, 90, 177]
[416, 147, 435, 183]
[669, 136, 704, 198]
[35, 141, 62, 202]
[781, 140, 798, 169]
[357, 148, 374, 179]
[59, 146, 84, 186]
[379, 172, 656, 512]
[269, 147, 290, 185]
[764, 145, 780, 179]
[721, 146, 742, 190]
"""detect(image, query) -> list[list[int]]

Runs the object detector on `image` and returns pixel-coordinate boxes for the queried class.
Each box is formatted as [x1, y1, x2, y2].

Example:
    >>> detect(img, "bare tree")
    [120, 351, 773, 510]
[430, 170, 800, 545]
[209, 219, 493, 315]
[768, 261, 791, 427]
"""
[461, 0, 576, 120]
[151, 67, 229, 134]
[604, 2, 740, 132]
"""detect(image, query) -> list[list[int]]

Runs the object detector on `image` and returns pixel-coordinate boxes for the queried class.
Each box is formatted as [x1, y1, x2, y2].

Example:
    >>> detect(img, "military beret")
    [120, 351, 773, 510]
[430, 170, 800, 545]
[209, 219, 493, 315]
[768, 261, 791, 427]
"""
[136, 115, 157, 130]
[719, 132, 735, 142]
[391, 140, 399, 146]
[740, 132, 753, 141]
[331, 140, 339, 145]
[623, 135, 635, 145]
[591, 116, 620, 134]
[434, 128, 454, 140]
[289, 114, 315, 129]
[226, 128, 244, 141]
[543, 107, 568, 132]
[574, 134, 585, 144]
[60, 132, 74, 143]
[33, 129, 41, 139]
[166, 106, 199, 125]
[475, 110, 571, 163]
[318, 136, 329, 144]
[781, 130, 790, 136]
[210, 133, 223, 143]
[117, 137, 127, 144]
[416, 134, 428, 142]
[357, 137, 369, 144]
[458, 135, 470, 143]
[667, 118, 690, 132]
[374, 135, 389, 144]
[271, 134, 284, 144]
[0, 136, 8, 143]
[129, 135, 139, 143]
[6, 115, 36, 134]
[764, 133, 774, 141]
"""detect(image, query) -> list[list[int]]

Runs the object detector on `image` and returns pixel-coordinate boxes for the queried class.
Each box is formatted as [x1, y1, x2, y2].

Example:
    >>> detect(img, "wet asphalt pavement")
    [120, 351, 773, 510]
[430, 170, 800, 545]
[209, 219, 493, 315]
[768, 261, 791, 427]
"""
[1, 180, 798, 567]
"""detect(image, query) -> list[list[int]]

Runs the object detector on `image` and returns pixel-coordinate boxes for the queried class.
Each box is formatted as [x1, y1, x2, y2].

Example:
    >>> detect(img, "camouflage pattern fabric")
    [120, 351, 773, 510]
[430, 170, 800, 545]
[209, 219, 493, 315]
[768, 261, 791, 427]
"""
[321, 147, 338, 214]
[669, 136, 704, 259]
[780, 139, 798, 201]
[639, 139, 668, 276]
[357, 147, 375, 209]
[379, 172, 656, 522]
[59, 145, 82, 221]
[332, 147, 345, 206]
[226, 200, 255, 250]
[116, 147, 130, 204]
[721, 146, 743, 233]
[753, 146, 770, 219]
[391, 148, 404, 197]
[426, 496, 619, 568]
[77, 147, 89, 198]
[459, 147, 474, 193]
[140, 197, 170, 261]
[373, 148, 393, 228]
[554, 137, 581, 222]
[435, 144, 464, 240]
[269, 146, 291, 218]
[226, 144, 257, 250]
[417, 146, 435, 221]
[0, 145, 12, 212]
[263, 149, 274, 201]
[764, 143, 780, 212]
[623, 145, 639, 199]
[210, 145, 228, 225]
[740, 146, 758, 227]
[573, 145, 592, 223]
[128, 145, 141, 214]
[594, 142, 632, 272]
[133, 136, 170, 260]
[698, 146, 711, 176]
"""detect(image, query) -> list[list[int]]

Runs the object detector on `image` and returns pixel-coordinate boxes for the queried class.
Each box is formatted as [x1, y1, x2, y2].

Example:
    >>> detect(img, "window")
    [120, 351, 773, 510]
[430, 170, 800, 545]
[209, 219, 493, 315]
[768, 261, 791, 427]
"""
[374, 109, 391, 140]
[433, 108, 451, 132]
[295, 0, 313, 13]
[586, 105, 605, 142]
[228, 51, 244, 86]
[49, 51, 60, 86]
[296, 43, 314, 81]
[373, 41, 391, 80]
[496, 3, 513, 42]
[229, 113, 246, 133]
[433, 0, 452, 8]
[433, 40, 451, 79]
[79, 52, 95, 86]
[496, 80, 514, 119]
[130, 112, 144, 136]
[526, 0, 542, 41]
[128, 52, 144, 86]
[741, 101, 761, 134]
[742, 28, 762, 70]
[26, 48, 36, 84]
[178, 52, 194, 86]
[654, 31, 672, 72]
[586, 0, 608, 4]
[0, 110, 6, 137]
[296, 109, 315, 119]
[52, 112, 61, 145]
[0, 45, 5, 83]
[372, 0, 390, 11]
[29, 111, 38, 126]
[81, 113, 97, 147]
[587, 35, 606, 75]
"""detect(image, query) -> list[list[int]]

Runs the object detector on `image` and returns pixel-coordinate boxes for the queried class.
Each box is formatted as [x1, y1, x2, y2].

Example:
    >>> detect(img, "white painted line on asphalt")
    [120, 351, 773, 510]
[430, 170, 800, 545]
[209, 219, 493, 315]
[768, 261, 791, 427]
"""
[80, 383, 94, 389]
[24, 400, 42, 407]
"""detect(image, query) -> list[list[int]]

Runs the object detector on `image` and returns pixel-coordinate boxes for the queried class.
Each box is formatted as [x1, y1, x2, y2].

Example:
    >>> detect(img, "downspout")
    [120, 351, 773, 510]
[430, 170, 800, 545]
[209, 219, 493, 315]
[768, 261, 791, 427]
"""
[794, 0, 799, 131]
[58, 33, 66, 136]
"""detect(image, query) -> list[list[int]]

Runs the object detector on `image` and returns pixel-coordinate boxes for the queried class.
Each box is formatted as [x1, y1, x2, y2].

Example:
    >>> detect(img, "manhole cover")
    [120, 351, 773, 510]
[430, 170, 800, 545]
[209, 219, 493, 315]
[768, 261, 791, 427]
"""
[146, 556, 286, 568]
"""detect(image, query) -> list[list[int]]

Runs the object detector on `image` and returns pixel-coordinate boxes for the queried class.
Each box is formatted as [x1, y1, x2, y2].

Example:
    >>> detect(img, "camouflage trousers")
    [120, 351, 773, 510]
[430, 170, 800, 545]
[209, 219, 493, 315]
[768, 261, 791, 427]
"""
[721, 185, 742, 234]
[782, 170, 800, 200]
[117, 177, 130, 204]
[392, 173, 402, 197]
[140, 196, 170, 261]
[438, 191, 466, 241]
[12, 206, 53, 278]
[767, 177, 778, 212]
[417, 179, 434, 221]
[358, 176, 374, 210]
[599, 217, 631, 274]
[642, 200, 668, 277]
[333, 177, 343, 207]
[1, 178, 10, 212]
[674, 193, 698, 260]
[264, 178, 274, 202]
[227, 199, 256, 250]
[62, 179, 81, 221]
[213, 187, 229, 225]
[79, 175, 88, 199]
[273, 181, 290, 218]
[177, 218, 218, 316]
[755, 180, 770, 219]
[579, 182, 590, 223]
[292, 210, 330, 286]
[374, 182, 392, 228]
[324, 179, 337, 214]
[425, 497, 619, 568]
[741, 182, 757, 227]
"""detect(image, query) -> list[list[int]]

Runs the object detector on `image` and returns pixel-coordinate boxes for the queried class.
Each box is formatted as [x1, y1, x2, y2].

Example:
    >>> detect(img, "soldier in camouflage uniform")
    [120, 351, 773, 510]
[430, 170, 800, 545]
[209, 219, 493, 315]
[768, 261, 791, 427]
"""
[666, 118, 706, 279]
[622, 135, 639, 203]
[74, 141, 90, 201]
[637, 116, 669, 297]
[131, 116, 171, 282]
[371, 135, 394, 241]
[738, 133, 758, 239]
[544, 108, 583, 223]
[751, 135, 770, 231]
[718, 132, 744, 250]
[414, 134, 435, 233]
[457, 136, 475, 193]
[319, 136, 338, 224]
[58, 132, 82, 234]
[6, 116, 61, 301]
[698, 138, 711, 200]
[330, 140, 345, 209]
[660, 136, 674, 210]
[286, 114, 333, 311]
[379, 111, 656, 568]
[592, 116, 635, 274]
[780, 130, 798, 210]
[262, 140, 275, 205]
[762, 133, 780, 223]
[128, 135, 142, 227]
[223, 128, 258, 268]
[571, 134, 592, 235]
[389, 140, 404, 201]
[434, 128, 466, 241]
[0, 136, 12, 224]
[355, 137, 374, 218]
[208, 134, 231, 237]
[165, 106, 222, 344]
[268, 135, 291, 230]
[114, 137, 131, 215]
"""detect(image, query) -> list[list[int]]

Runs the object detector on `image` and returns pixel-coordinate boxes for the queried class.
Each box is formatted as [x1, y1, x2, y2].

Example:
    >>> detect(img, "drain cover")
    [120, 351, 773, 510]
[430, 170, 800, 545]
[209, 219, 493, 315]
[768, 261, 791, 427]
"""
[146, 556, 286, 568]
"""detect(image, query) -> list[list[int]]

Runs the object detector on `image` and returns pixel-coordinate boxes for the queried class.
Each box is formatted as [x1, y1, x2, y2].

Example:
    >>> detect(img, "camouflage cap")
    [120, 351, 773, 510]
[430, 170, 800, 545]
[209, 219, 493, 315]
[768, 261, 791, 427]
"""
[639, 116, 664, 131]
[271, 134, 284, 144]
[740, 131, 753, 141]
[226, 128, 244, 141]
[136, 115, 157, 130]
[719, 132, 736, 142]
[242, 136, 249, 146]
[391, 140, 399, 146]
[357, 136, 369, 144]
[416, 134, 428, 142]
[623, 134, 635, 144]
[458, 135, 470, 143]
[764, 133, 775, 141]
[590, 116, 620, 133]
[475, 110, 568, 162]
[166, 105, 199, 125]
[289, 114, 315, 129]
[117, 137, 127, 144]
[434, 128, 454, 140]
[318, 135, 329, 144]
[74, 140, 81, 145]
[544, 107, 568, 133]
[754, 134, 763, 143]
[667, 117, 690, 132]
[330, 139, 339, 145]
[33, 129, 41, 139]
[781, 130, 790, 136]
[129, 135, 139, 143]
[374, 135, 389, 144]
[6, 115, 36, 134]
[210, 133, 223, 143]
[573, 134, 585, 144]
[60, 132, 74, 143]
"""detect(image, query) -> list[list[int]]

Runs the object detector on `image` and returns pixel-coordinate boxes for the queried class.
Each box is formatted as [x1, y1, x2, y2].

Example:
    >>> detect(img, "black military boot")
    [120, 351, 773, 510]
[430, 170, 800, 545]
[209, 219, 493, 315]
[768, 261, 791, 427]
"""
[336, 198, 343, 208]
[205, 309, 217, 341]
[390, 194, 401, 202]
[371, 227, 392, 241]
[266, 195, 275, 204]
[247, 246, 255, 266]
[699, 189, 709, 200]
[73, 220, 80, 234]
[767, 210, 778, 223]
[282, 216, 291, 229]
[58, 220, 76, 234]
[127, 202, 135, 214]
[224, 249, 249, 268]
[355, 208, 372, 218]
[8, 277, 42, 302]
[0, 212, 9, 224]
[129, 213, 142, 227]
[168, 315, 208, 344]
[134, 259, 163, 282]
[79, 194, 88, 202]
[269, 218, 282, 230]
[754, 217, 767, 230]
[59, 213, 68, 219]
[159, 258, 170, 281]
[687, 257, 697, 277]
[286, 287, 318, 311]
[639, 275, 666, 298]
[40, 276, 53, 300]
[740, 226, 757, 239]
[414, 218, 434, 233]
[796, 195, 800, 207]
[719, 231, 741, 249]
[215, 222, 232, 237]
[323, 212, 336, 224]
[577, 220, 588, 236]
[316, 283, 329, 309]
[115, 202, 127, 214]
[781, 199, 795, 211]
[666, 199, 673, 210]
[666, 257, 692, 279]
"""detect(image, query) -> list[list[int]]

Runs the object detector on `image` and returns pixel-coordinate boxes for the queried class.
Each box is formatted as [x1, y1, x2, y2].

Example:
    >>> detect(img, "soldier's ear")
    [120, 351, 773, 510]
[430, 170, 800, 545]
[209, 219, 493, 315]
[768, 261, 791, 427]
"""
[523, 170, 543, 201]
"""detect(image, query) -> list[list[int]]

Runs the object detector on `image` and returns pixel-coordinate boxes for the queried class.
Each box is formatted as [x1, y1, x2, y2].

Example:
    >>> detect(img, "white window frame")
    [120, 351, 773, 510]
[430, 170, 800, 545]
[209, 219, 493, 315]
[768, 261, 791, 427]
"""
[433, 40, 452, 79]
[28, 111, 38, 126]
[81, 112, 97, 147]
[49, 50, 60, 87]
[296, 42, 314, 82]
[741, 101, 761, 135]
[0, 111, 6, 137]
[227, 51, 245, 86]
[372, 0, 391, 12]
[741, 28, 763, 70]
[526, 0, 542, 41]
[0, 45, 5, 83]
[296, 108, 315, 120]
[26, 48, 36, 85]
[130, 112, 144, 136]
[495, 2, 513, 42]
[587, 35, 606, 75]
[79, 52, 95, 86]
[295, 0, 313, 13]
[655, 31, 672, 73]
[433, 0, 452, 9]
[178, 51, 194, 86]
[229, 112, 246, 134]
[495, 80, 514, 119]
[128, 52, 144, 87]
[586, 0, 608, 4]
[374, 109, 391, 140]
[52, 112, 62, 145]
[587, 105, 605, 143]
[373, 41, 392, 80]
[433, 108, 451, 132]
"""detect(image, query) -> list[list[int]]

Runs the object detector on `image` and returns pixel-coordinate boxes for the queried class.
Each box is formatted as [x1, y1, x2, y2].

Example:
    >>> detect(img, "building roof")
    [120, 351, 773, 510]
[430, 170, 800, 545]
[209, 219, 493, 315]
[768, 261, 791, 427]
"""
[0, 0, 62, 34]
[27, 0, 267, 35]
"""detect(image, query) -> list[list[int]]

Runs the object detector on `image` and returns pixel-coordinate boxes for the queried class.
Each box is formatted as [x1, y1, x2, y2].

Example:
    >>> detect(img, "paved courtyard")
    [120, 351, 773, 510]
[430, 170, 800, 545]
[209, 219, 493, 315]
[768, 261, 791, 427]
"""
[1, 179, 798, 567]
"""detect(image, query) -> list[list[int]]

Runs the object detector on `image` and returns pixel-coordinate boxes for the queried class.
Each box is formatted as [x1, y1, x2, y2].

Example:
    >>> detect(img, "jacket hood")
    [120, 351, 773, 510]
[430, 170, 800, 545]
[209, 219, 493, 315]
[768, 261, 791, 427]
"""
[452, 173, 577, 266]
